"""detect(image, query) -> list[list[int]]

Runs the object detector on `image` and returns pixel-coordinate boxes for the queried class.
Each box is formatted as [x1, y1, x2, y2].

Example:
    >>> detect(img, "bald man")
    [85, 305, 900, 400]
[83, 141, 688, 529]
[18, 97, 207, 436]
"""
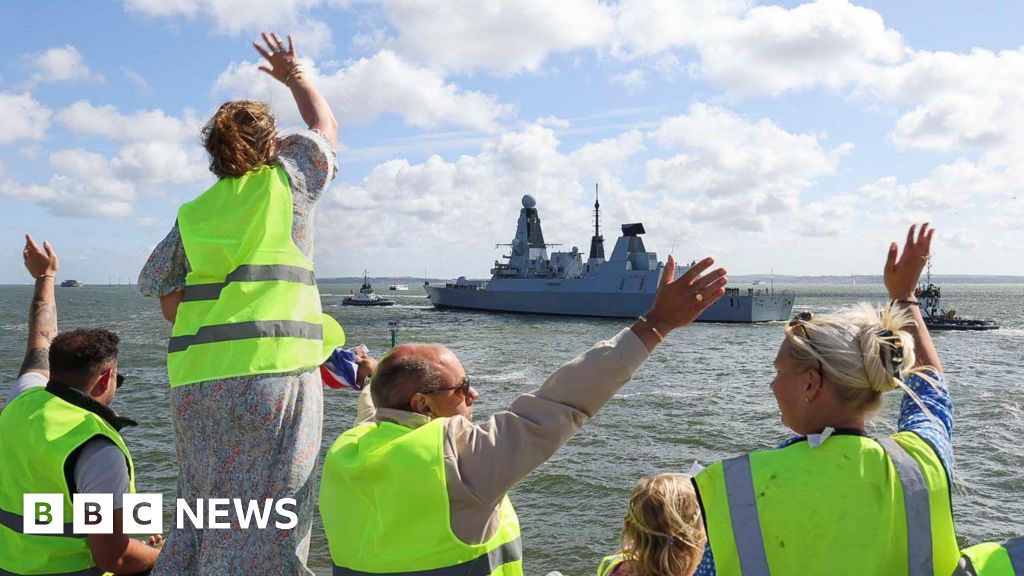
[319, 256, 729, 576]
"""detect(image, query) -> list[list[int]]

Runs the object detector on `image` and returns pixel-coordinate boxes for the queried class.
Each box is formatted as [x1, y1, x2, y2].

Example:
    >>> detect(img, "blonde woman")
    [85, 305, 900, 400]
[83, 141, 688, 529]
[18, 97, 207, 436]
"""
[597, 473, 706, 576]
[685, 224, 960, 575]
[139, 32, 344, 575]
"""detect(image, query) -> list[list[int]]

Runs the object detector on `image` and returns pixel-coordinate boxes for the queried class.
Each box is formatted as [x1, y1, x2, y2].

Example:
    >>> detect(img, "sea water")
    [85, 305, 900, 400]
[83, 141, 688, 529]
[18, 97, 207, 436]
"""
[1, 283, 1021, 575]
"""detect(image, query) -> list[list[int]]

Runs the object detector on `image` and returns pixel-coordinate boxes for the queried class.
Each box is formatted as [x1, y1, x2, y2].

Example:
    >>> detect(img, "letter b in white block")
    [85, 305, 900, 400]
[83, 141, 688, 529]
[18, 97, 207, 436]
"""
[73, 494, 113, 534]
[22, 494, 64, 534]
[122, 494, 163, 534]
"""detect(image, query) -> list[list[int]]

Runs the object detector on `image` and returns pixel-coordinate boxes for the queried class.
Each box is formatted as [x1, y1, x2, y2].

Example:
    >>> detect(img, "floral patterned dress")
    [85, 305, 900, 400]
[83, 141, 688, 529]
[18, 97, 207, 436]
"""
[138, 130, 337, 576]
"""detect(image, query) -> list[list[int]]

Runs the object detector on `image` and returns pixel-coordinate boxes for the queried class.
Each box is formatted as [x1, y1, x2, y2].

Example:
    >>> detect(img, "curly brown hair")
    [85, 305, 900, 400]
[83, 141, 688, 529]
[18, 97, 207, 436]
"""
[201, 100, 277, 179]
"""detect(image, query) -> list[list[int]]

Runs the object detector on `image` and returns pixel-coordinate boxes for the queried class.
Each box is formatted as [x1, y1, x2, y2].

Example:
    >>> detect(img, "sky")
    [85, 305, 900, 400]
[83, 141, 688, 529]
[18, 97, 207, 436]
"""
[1, 0, 1022, 284]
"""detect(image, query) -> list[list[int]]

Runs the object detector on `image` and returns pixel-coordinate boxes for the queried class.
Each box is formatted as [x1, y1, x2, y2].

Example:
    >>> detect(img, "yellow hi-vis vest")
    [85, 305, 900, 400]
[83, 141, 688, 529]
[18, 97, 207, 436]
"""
[596, 553, 626, 576]
[0, 386, 136, 576]
[954, 538, 1024, 575]
[169, 164, 344, 386]
[319, 418, 523, 576]
[694, 431, 959, 576]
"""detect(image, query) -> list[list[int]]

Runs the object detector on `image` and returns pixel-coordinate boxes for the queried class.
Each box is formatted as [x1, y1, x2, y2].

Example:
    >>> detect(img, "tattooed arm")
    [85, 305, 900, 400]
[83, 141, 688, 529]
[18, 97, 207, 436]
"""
[20, 235, 58, 378]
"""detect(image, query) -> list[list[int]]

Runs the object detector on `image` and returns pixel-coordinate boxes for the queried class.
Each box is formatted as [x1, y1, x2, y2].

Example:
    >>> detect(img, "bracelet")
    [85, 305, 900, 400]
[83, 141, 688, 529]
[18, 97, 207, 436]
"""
[36, 274, 55, 280]
[637, 315, 664, 343]
[893, 298, 919, 306]
[284, 66, 305, 87]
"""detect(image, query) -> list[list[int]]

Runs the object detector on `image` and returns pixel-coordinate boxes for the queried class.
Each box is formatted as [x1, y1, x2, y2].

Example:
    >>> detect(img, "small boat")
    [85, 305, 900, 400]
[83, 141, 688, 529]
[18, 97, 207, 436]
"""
[60, 279, 83, 288]
[343, 272, 395, 307]
[388, 284, 409, 291]
[915, 262, 998, 331]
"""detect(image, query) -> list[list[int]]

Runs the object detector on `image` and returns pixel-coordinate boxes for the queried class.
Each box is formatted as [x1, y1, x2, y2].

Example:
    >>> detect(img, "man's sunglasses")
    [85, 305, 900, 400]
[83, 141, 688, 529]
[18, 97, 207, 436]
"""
[423, 377, 470, 397]
[116, 373, 125, 389]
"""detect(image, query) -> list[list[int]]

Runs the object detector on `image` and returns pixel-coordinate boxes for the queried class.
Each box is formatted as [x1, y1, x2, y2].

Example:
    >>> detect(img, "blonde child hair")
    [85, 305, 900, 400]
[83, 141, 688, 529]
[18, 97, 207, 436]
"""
[618, 473, 706, 576]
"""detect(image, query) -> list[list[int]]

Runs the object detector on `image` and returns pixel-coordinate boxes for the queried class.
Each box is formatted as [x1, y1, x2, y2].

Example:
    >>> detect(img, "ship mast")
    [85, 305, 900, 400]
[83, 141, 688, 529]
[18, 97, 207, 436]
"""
[589, 183, 605, 260]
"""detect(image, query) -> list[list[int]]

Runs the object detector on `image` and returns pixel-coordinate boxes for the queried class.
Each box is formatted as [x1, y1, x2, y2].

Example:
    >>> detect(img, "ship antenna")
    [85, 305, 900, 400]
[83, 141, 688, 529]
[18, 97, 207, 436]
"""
[594, 183, 601, 238]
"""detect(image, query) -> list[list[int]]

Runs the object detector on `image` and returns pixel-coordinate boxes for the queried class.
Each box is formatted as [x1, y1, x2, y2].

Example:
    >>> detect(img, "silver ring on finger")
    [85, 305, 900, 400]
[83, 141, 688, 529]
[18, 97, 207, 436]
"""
[695, 292, 704, 302]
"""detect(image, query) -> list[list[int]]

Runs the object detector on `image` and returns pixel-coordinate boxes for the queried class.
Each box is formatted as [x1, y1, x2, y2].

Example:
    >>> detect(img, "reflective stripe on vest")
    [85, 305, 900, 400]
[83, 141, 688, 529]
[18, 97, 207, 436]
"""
[0, 567, 103, 576]
[0, 388, 135, 576]
[0, 508, 84, 538]
[181, 264, 316, 302]
[168, 320, 323, 353]
[320, 419, 522, 575]
[877, 437, 932, 576]
[721, 437, 934, 576]
[170, 165, 344, 386]
[333, 537, 523, 576]
[722, 455, 770, 576]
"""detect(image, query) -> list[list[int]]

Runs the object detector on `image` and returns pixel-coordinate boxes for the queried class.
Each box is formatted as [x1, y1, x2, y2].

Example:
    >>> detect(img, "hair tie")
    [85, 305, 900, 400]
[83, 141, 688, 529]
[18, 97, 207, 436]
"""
[876, 329, 904, 380]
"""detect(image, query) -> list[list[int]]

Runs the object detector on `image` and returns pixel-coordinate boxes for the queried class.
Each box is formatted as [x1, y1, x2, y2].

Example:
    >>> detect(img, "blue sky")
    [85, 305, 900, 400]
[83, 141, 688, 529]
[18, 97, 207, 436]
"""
[1, 0, 1022, 283]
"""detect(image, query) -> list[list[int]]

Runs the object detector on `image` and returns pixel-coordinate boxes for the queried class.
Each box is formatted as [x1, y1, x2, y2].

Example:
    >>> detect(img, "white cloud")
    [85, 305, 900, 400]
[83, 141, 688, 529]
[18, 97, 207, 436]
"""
[124, 0, 333, 54]
[122, 68, 151, 93]
[378, 0, 616, 75]
[0, 92, 51, 145]
[214, 51, 514, 132]
[314, 123, 654, 276]
[4, 149, 136, 218]
[694, 0, 907, 98]
[858, 157, 1014, 214]
[57, 101, 198, 142]
[535, 115, 572, 129]
[609, 69, 646, 94]
[645, 103, 852, 230]
[56, 101, 210, 186]
[862, 48, 1024, 153]
[28, 45, 99, 85]
[610, 0, 748, 59]
[2, 102, 211, 218]
[944, 229, 976, 250]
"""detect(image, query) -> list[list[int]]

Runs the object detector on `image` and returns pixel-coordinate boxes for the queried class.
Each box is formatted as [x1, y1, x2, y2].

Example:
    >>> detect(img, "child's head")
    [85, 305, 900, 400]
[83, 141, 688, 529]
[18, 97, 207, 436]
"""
[621, 473, 706, 576]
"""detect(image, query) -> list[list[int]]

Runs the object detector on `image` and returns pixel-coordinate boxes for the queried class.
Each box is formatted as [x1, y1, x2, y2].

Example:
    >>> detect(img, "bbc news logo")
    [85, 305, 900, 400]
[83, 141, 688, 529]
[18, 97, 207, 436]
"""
[23, 494, 298, 534]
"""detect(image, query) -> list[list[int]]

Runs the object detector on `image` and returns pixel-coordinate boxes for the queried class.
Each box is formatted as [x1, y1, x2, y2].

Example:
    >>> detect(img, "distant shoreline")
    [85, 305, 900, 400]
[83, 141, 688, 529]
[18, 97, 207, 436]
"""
[317, 274, 1024, 286]
[5, 275, 1022, 287]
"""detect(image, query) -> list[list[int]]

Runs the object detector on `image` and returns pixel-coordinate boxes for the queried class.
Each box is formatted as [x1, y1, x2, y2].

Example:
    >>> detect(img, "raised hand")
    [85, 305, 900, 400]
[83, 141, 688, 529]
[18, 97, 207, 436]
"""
[252, 31, 301, 86]
[884, 223, 934, 300]
[646, 255, 728, 335]
[23, 234, 58, 279]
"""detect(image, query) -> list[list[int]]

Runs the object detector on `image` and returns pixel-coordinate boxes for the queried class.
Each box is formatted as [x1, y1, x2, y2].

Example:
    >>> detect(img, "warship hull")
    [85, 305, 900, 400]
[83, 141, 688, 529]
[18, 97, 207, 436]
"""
[429, 193, 796, 323]
[426, 282, 794, 322]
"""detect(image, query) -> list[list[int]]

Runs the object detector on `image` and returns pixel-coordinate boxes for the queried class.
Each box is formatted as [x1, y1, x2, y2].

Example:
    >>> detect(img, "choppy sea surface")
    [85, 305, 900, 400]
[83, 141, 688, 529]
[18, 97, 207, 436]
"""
[1, 283, 1022, 575]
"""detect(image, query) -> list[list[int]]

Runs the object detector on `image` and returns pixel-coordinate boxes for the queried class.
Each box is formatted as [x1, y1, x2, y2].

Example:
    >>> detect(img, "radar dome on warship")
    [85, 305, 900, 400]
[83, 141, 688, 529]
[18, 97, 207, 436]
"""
[425, 190, 795, 322]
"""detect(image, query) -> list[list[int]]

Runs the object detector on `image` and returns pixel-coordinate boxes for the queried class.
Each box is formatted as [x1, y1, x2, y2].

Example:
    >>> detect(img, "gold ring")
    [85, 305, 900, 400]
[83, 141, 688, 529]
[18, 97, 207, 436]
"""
[695, 293, 704, 302]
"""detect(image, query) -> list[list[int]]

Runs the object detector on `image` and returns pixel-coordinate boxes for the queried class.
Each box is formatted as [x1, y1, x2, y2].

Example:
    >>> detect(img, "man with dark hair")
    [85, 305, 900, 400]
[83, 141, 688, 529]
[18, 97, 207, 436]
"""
[320, 256, 730, 575]
[0, 236, 161, 575]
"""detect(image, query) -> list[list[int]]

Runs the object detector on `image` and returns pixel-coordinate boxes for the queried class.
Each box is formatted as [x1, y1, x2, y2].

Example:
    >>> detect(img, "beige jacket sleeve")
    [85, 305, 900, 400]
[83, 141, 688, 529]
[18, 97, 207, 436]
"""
[444, 328, 650, 542]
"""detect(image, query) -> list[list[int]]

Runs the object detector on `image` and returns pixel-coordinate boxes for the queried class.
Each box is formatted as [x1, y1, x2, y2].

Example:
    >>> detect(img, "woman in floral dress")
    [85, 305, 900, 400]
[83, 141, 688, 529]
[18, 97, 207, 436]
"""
[139, 32, 339, 575]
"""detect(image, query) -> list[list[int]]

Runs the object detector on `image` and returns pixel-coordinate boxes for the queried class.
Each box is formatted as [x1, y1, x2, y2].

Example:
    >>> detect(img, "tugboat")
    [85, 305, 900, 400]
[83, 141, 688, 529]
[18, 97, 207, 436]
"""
[915, 262, 998, 331]
[388, 284, 409, 291]
[425, 189, 795, 321]
[343, 272, 395, 307]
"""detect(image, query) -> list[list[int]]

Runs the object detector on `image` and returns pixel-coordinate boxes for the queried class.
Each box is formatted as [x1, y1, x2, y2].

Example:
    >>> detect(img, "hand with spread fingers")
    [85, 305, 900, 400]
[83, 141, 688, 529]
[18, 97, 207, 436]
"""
[252, 31, 302, 86]
[23, 234, 58, 280]
[884, 222, 934, 300]
[645, 255, 729, 337]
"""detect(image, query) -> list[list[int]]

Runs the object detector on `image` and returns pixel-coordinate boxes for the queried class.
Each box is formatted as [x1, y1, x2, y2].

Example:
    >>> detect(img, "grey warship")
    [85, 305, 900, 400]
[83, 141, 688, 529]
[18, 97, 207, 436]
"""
[425, 193, 795, 322]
